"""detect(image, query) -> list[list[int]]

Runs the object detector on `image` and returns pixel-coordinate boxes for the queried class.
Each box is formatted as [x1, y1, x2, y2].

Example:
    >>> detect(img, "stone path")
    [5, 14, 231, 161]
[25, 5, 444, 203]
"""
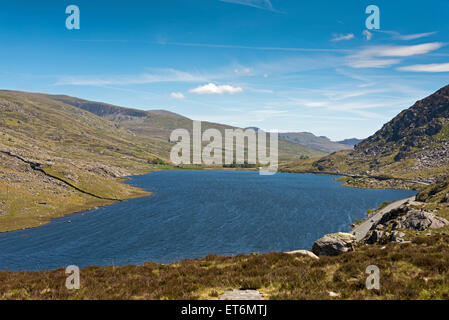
[220, 290, 263, 300]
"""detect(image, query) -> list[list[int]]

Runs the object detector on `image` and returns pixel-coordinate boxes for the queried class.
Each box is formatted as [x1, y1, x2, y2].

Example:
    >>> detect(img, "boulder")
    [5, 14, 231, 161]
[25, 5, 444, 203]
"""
[365, 230, 384, 244]
[389, 231, 404, 243]
[286, 250, 319, 260]
[312, 232, 356, 256]
[328, 291, 340, 297]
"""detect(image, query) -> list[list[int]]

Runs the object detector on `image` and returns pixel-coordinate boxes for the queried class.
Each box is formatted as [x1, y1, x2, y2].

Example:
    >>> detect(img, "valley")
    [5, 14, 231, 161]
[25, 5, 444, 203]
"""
[1, 84, 449, 300]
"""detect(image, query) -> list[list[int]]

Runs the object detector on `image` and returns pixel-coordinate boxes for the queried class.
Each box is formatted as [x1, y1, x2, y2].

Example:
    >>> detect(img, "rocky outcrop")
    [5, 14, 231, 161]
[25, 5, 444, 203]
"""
[363, 206, 449, 244]
[365, 229, 384, 244]
[399, 210, 449, 230]
[312, 233, 356, 256]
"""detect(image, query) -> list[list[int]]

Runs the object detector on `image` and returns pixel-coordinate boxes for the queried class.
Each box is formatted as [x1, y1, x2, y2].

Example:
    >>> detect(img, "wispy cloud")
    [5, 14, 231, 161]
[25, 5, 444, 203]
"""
[219, 0, 276, 12]
[347, 58, 400, 69]
[171, 92, 185, 99]
[346, 42, 445, 68]
[55, 69, 206, 86]
[398, 62, 449, 72]
[366, 42, 445, 57]
[381, 30, 437, 41]
[156, 41, 351, 53]
[189, 83, 243, 95]
[331, 33, 354, 42]
[234, 67, 252, 75]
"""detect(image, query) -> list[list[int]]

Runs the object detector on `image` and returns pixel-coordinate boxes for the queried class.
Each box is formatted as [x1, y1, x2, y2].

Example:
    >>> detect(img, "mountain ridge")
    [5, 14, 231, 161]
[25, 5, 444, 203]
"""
[281, 84, 449, 186]
[279, 132, 352, 153]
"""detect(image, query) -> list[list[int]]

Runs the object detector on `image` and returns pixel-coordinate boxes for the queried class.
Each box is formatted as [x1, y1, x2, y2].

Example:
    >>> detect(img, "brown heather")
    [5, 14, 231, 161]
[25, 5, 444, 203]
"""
[1, 234, 449, 300]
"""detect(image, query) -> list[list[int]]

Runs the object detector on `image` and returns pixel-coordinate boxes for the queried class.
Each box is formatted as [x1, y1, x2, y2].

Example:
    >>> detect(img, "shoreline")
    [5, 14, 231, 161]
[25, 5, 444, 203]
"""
[0, 169, 419, 273]
[0, 167, 419, 235]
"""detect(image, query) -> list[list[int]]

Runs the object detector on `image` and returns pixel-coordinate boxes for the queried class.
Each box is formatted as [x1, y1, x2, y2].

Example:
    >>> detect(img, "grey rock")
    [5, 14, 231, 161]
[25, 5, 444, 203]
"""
[312, 233, 356, 256]
[286, 250, 319, 260]
[399, 210, 449, 231]
[328, 291, 340, 297]
[365, 230, 384, 244]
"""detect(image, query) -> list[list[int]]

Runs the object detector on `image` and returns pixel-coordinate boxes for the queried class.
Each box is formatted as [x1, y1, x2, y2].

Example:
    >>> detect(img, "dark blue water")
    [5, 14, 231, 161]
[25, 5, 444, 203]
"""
[0, 170, 416, 271]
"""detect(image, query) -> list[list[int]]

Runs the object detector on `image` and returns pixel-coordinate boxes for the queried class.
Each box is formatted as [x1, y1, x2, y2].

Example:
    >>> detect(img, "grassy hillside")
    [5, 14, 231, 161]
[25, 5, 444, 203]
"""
[44, 93, 326, 162]
[0, 90, 324, 232]
[0, 90, 161, 232]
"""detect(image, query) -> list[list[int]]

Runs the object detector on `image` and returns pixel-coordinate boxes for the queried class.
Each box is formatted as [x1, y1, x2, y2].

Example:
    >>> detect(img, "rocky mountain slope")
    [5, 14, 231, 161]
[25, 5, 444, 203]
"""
[301, 84, 449, 182]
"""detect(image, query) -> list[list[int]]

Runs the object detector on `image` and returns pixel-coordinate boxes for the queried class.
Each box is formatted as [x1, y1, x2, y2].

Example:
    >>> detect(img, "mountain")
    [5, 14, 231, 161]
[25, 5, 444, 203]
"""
[0, 90, 160, 232]
[336, 138, 363, 148]
[279, 132, 351, 153]
[0, 90, 325, 231]
[41, 93, 326, 162]
[310, 84, 449, 181]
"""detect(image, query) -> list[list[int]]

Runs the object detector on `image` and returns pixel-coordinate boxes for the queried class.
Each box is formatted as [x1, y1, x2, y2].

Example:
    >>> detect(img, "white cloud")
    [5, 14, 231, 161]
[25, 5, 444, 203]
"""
[363, 30, 373, 41]
[170, 92, 185, 99]
[398, 62, 449, 72]
[331, 33, 354, 42]
[189, 83, 243, 95]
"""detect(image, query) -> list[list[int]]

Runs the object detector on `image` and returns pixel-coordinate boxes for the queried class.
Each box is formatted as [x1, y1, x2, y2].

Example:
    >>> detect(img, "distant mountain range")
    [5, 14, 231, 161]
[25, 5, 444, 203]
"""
[279, 132, 362, 153]
[336, 138, 363, 148]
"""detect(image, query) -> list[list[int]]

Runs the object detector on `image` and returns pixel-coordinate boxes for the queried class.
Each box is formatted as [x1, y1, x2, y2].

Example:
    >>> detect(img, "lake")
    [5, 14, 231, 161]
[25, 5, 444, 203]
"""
[0, 170, 416, 271]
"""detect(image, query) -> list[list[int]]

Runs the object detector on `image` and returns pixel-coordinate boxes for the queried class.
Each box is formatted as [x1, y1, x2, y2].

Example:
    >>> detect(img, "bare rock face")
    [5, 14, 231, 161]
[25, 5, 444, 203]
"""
[365, 230, 384, 244]
[398, 210, 449, 231]
[312, 232, 356, 256]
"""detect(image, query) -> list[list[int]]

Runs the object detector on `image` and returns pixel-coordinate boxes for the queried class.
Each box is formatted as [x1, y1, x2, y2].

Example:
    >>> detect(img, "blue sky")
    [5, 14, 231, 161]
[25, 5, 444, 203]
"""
[1, 0, 448, 140]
